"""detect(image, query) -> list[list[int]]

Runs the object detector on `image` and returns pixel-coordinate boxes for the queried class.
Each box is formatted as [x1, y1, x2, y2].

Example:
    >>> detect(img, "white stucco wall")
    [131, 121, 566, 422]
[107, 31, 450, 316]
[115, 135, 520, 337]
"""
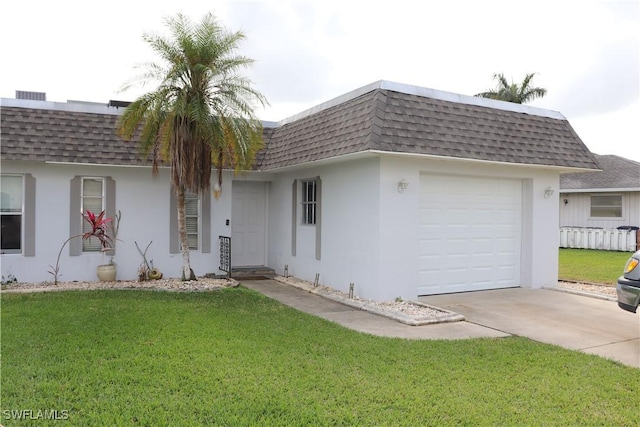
[267, 157, 382, 298]
[1, 161, 234, 283]
[3, 154, 563, 299]
[266, 154, 562, 301]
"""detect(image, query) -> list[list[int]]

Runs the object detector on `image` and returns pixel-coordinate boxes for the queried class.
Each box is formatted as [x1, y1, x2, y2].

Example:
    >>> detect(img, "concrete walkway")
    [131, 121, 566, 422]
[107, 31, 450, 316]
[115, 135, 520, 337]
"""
[241, 279, 508, 340]
[241, 279, 639, 368]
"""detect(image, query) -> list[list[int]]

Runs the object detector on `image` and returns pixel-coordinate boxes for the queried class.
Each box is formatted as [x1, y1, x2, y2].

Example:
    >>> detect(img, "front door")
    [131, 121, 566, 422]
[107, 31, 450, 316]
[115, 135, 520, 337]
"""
[231, 180, 266, 267]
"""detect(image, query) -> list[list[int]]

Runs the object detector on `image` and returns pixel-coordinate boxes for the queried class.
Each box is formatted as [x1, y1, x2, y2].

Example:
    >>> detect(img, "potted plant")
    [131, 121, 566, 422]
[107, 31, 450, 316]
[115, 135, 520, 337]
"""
[96, 210, 121, 282]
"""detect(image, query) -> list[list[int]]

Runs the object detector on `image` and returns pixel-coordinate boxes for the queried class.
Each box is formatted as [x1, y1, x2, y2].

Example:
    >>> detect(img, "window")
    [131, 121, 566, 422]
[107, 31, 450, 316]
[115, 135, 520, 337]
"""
[81, 178, 105, 252]
[185, 191, 200, 250]
[169, 188, 210, 254]
[69, 176, 115, 257]
[301, 180, 317, 225]
[292, 177, 321, 259]
[1, 175, 23, 253]
[590, 195, 622, 218]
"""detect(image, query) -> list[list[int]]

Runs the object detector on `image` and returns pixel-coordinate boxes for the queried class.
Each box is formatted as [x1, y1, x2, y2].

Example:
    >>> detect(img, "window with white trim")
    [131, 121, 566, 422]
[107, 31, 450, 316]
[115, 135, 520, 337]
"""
[1, 175, 23, 254]
[81, 177, 105, 252]
[185, 191, 200, 250]
[590, 195, 622, 218]
[301, 180, 317, 225]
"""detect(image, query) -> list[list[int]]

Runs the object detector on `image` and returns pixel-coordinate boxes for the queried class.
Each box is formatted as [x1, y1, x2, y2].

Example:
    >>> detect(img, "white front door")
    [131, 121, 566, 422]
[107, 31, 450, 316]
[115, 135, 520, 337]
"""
[231, 181, 266, 267]
[418, 174, 522, 295]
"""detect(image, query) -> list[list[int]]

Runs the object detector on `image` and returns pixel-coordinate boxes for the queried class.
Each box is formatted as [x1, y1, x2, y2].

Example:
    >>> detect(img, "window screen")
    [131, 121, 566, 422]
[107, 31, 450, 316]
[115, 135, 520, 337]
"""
[1, 175, 23, 253]
[301, 180, 317, 225]
[590, 195, 622, 218]
[82, 178, 105, 251]
[185, 192, 200, 250]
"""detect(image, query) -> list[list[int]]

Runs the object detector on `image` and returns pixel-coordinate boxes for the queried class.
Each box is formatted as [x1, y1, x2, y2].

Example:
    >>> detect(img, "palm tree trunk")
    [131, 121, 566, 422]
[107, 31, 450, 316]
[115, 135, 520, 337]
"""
[175, 185, 196, 281]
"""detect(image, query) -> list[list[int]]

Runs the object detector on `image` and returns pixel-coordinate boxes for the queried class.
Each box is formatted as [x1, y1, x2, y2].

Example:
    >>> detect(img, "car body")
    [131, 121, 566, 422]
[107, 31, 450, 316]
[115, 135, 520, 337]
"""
[616, 250, 640, 313]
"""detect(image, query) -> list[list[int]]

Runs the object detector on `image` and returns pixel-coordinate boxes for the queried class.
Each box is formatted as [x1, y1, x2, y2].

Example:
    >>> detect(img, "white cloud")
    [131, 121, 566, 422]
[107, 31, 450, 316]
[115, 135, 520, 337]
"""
[570, 100, 640, 159]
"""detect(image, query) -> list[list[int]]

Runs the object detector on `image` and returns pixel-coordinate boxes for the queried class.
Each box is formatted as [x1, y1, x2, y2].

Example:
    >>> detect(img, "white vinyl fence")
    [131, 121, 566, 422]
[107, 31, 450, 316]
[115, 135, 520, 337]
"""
[559, 227, 639, 252]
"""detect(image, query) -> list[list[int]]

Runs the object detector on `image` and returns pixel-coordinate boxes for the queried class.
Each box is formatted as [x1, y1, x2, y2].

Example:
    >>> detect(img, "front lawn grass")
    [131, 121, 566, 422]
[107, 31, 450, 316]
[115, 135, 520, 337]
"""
[559, 248, 634, 285]
[2, 288, 638, 426]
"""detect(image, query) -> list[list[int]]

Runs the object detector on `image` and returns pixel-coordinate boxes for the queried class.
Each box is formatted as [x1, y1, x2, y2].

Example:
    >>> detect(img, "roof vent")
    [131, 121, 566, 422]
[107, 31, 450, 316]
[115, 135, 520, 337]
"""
[108, 100, 131, 108]
[16, 90, 46, 101]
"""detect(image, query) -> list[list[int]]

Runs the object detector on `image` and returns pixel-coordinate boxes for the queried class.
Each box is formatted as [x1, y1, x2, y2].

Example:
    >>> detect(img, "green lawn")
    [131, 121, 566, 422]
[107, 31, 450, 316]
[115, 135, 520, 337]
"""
[559, 248, 634, 285]
[2, 288, 638, 426]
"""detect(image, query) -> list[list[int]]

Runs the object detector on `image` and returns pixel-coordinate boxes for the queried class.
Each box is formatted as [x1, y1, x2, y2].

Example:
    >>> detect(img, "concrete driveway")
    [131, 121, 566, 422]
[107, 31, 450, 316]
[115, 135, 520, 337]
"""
[420, 288, 640, 368]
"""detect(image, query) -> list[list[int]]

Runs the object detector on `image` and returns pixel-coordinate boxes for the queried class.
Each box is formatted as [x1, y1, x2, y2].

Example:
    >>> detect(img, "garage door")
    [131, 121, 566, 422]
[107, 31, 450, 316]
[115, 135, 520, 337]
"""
[418, 174, 522, 295]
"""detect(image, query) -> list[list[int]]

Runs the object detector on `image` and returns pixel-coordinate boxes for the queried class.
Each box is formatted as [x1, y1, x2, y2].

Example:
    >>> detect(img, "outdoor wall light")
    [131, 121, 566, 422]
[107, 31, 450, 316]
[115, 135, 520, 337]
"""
[397, 179, 409, 193]
[544, 186, 554, 199]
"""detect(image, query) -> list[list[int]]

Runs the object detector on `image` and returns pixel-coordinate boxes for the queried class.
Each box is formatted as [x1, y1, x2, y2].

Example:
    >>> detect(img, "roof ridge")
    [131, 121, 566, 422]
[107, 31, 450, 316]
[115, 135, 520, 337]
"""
[273, 80, 567, 126]
[362, 89, 388, 151]
[378, 80, 566, 120]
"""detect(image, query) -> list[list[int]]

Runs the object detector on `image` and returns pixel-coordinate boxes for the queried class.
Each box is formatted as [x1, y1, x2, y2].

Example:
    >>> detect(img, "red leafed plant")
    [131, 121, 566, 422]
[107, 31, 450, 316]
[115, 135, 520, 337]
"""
[49, 210, 115, 284]
[82, 210, 113, 249]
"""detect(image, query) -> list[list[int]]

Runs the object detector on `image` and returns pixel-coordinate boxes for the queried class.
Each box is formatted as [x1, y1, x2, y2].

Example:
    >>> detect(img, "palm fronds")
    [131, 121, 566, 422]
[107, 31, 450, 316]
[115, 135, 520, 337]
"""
[475, 73, 547, 104]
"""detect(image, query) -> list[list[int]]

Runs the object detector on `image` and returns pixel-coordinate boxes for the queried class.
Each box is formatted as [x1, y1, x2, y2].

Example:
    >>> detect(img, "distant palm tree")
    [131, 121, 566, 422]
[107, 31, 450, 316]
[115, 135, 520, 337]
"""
[475, 73, 547, 104]
[117, 13, 267, 280]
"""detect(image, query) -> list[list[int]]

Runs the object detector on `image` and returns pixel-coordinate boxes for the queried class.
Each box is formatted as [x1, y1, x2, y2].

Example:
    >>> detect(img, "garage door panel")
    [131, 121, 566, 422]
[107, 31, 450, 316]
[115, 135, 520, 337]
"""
[473, 267, 493, 282]
[419, 238, 441, 256]
[473, 239, 493, 254]
[474, 210, 495, 225]
[418, 174, 521, 295]
[447, 238, 470, 254]
[497, 265, 517, 278]
[497, 237, 518, 250]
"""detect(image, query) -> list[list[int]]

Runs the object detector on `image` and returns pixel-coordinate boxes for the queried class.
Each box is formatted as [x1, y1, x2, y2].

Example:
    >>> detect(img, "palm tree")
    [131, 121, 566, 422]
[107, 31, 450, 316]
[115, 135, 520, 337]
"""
[117, 13, 267, 280]
[475, 73, 547, 104]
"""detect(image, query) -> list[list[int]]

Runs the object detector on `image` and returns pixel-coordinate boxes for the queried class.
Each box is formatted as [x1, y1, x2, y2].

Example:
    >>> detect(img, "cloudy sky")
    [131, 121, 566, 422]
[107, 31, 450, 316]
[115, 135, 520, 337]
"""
[2, 0, 639, 161]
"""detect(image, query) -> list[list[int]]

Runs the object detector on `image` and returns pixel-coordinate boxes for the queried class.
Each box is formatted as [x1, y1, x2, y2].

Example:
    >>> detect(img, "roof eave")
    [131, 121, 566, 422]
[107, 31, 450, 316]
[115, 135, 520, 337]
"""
[258, 149, 601, 173]
[560, 187, 640, 193]
[366, 150, 600, 172]
[44, 161, 160, 169]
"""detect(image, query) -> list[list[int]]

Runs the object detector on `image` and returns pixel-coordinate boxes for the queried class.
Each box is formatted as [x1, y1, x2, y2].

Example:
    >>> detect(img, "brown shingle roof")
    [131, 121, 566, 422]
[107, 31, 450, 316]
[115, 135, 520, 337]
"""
[260, 88, 598, 170]
[260, 89, 382, 169]
[1, 106, 146, 166]
[560, 154, 640, 190]
[1, 82, 600, 171]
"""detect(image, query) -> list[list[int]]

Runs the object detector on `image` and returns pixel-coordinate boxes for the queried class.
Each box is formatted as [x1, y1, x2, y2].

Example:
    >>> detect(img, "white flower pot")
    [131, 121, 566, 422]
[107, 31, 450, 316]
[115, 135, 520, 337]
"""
[96, 264, 117, 282]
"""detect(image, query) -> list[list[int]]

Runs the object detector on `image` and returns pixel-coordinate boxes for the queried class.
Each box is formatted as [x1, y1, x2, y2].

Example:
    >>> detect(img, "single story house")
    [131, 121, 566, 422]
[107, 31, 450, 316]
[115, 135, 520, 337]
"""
[1, 80, 599, 300]
[560, 154, 640, 229]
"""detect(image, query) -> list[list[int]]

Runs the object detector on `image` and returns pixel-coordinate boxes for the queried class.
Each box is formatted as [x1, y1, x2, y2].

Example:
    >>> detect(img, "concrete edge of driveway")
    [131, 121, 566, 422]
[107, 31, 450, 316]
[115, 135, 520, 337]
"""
[273, 276, 465, 325]
[543, 285, 617, 302]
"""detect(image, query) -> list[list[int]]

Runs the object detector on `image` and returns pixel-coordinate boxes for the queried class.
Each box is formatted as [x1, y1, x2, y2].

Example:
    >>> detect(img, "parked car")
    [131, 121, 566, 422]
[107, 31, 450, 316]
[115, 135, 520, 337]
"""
[617, 250, 640, 313]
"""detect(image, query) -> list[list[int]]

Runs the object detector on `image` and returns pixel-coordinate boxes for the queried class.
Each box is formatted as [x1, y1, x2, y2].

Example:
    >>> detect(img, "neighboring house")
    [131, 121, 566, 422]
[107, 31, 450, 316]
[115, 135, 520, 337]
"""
[0, 80, 599, 300]
[560, 154, 640, 229]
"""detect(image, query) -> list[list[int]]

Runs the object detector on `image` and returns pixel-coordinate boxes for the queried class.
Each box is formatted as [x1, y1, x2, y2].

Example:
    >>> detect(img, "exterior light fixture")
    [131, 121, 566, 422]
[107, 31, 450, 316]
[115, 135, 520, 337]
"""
[397, 179, 409, 193]
[213, 182, 222, 199]
[544, 187, 554, 199]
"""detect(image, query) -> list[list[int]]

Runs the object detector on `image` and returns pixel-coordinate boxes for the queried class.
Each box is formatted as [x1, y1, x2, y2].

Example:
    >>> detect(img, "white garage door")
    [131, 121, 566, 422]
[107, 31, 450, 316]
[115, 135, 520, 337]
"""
[418, 174, 522, 295]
